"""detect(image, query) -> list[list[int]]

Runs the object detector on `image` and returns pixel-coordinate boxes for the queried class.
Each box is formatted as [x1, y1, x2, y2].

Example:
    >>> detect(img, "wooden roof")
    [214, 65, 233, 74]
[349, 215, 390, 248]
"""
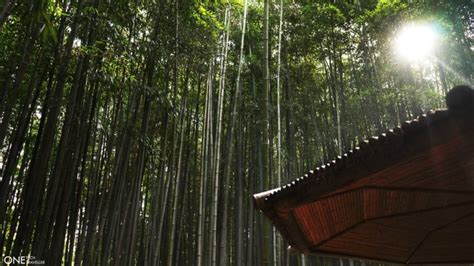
[253, 86, 474, 264]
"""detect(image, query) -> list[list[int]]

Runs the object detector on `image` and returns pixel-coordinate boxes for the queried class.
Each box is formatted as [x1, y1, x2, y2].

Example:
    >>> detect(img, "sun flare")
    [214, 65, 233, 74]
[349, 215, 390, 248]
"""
[394, 23, 438, 62]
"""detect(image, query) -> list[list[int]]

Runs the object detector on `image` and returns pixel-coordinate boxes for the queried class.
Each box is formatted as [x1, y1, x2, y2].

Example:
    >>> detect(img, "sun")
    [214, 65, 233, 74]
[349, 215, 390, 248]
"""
[394, 23, 438, 63]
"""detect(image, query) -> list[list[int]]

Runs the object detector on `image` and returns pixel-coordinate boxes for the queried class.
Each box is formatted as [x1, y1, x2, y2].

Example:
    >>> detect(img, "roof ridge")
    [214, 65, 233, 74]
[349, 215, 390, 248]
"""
[255, 85, 474, 211]
[262, 109, 449, 205]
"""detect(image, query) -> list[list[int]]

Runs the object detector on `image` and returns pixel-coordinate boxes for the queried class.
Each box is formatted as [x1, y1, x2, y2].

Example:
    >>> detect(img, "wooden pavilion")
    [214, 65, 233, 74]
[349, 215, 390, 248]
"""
[253, 86, 474, 264]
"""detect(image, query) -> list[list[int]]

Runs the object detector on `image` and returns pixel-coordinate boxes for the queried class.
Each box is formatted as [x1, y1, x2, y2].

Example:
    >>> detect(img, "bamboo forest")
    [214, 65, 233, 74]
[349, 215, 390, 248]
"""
[0, 0, 472, 265]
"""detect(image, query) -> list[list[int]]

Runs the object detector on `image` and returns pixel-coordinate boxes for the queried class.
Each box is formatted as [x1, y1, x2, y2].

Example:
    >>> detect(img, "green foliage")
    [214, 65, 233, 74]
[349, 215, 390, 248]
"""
[192, 3, 223, 33]
[0, 0, 472, 265]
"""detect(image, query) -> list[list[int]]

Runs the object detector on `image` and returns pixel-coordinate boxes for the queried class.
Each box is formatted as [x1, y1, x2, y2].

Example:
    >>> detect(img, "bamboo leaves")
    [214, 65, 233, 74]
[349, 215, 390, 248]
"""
[0, 1, 471, 265]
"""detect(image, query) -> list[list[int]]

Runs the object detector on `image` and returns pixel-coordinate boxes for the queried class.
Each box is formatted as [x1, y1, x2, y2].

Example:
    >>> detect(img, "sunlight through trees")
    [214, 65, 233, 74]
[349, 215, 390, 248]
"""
[0, 0, 472, 265]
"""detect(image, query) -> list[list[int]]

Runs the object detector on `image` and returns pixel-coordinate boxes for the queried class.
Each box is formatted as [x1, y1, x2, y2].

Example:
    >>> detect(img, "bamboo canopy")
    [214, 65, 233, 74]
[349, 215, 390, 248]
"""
[254, 85, 474, 264]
